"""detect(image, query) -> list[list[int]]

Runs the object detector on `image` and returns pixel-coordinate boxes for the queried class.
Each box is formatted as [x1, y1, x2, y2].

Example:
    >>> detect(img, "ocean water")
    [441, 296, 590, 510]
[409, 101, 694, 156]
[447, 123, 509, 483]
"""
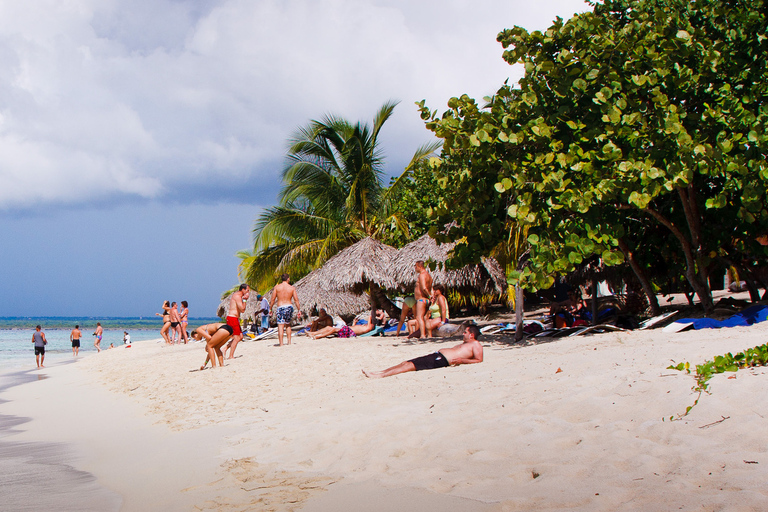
[0, 317, 219, 370]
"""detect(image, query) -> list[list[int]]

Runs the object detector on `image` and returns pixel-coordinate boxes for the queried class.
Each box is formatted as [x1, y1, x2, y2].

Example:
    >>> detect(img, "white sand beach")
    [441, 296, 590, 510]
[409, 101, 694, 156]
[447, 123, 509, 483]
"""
[2, 322, 767, 511]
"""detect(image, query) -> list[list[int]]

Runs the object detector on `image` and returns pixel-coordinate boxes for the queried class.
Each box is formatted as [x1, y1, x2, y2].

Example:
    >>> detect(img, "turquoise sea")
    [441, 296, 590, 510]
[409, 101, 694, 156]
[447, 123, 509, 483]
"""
[0, 317, 220, 369]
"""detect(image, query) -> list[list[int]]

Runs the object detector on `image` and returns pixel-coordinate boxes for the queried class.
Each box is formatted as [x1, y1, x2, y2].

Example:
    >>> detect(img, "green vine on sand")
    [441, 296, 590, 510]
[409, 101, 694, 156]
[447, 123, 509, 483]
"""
[665, 343, 768, 421]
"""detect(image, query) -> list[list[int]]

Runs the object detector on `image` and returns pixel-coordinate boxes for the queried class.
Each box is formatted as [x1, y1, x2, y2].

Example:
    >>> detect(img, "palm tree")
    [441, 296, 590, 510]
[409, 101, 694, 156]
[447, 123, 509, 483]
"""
[245, 100, 440, 287]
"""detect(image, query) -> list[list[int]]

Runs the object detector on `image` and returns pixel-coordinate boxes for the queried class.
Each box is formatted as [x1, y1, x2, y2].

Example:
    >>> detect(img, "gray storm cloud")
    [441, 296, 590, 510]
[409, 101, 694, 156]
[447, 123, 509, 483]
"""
[0, 0, 587, 210]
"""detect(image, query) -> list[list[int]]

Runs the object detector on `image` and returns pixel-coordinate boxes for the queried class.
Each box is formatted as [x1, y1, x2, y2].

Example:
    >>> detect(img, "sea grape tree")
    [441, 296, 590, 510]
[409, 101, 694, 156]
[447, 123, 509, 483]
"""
[420, 0, 768, 312]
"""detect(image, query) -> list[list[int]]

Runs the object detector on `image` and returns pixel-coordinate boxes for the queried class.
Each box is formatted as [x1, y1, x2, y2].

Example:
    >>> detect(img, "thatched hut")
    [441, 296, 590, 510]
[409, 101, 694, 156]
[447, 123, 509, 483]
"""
[294, 237, 400, 319]
[216, 293, 263, 321]
[267, 268, 372, 319]
[387, 234, 506, 294]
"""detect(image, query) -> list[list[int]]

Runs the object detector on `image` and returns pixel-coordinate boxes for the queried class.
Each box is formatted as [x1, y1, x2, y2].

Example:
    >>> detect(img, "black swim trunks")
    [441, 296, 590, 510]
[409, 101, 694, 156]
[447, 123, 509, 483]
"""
[35, 346, 45, 356]
[72, 339, 80, 348]
[217, 325, 234, 336]
[171, 321, 180, 328]
[409, 351, 449, 371]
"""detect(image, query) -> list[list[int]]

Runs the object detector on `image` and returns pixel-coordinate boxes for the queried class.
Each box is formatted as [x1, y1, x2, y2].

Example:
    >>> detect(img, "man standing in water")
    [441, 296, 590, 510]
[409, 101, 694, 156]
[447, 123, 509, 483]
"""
[363, 324, 483, 378]
[32, 325, 48, 368]
[70, 324, 82, 356]
[269, 274, 302, 346]
[93, 322, 103, 352]
[225, 284, 249, 359]
[413, 260, 433, 338]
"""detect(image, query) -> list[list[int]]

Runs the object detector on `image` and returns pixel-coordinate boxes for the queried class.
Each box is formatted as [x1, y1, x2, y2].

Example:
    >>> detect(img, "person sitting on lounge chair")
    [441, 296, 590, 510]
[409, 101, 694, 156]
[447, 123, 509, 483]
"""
[309, 308, 334, 332]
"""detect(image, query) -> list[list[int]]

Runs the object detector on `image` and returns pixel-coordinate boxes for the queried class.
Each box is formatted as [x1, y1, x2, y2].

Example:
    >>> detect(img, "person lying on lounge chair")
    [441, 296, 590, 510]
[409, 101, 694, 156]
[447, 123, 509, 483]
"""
[309, 313, 378, 339]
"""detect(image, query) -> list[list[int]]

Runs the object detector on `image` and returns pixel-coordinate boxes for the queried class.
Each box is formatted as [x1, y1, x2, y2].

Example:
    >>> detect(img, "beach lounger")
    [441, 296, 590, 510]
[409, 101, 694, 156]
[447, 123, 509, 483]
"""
[568, 324, 626, 336]
[253, 327, 278, 340]
[358, 325, 386, 337]
[638, 311, 677, 330]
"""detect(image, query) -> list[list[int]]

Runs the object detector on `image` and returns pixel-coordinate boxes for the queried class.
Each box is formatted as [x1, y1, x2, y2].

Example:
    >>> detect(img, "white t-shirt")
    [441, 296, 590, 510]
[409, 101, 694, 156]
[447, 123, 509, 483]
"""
[259, 298, 270, 318]
[123, 334, 131, 344]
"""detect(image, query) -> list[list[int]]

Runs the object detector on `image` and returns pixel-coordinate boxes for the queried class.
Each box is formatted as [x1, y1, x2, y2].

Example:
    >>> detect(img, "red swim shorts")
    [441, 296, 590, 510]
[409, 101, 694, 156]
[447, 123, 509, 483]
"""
[226, 316, 242, 336]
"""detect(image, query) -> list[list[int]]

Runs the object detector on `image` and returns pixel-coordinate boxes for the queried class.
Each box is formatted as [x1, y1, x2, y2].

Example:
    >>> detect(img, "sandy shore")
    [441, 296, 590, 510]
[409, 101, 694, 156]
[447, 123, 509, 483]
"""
[2, 323, 767, 511]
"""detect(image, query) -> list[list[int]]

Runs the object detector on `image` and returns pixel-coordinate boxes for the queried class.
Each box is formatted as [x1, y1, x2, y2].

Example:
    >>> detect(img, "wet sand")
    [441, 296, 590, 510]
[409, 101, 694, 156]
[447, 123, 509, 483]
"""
[0, 365, 121, 512]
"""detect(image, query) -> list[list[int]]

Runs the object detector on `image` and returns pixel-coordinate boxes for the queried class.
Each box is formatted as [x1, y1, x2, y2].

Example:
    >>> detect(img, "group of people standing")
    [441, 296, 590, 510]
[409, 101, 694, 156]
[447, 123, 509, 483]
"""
[156, 300, 189, 344]
[394, 260, 450, 338]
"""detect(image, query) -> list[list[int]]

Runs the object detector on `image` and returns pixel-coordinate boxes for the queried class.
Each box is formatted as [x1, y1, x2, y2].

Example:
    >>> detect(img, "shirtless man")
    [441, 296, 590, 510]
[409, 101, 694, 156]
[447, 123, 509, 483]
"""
[191, 323, 232, 369]
[169, 302, 182, 344]
[93, 322, 103, 352]
[413, 260, 433, 338]
[70, 324, 82, 356]
[362, 324, 482, 378]
[269, 274, 302, 346]
[225, 284, 249, 359]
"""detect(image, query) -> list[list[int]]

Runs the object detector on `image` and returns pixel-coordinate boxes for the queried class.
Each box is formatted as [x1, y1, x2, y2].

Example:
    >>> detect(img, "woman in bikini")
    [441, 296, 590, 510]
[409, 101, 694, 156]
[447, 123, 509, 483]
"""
[407, 284, 449, 338]
[156, 300, 171, 344]
[191, 323, 232, 369]
[179, 301, 190, 344]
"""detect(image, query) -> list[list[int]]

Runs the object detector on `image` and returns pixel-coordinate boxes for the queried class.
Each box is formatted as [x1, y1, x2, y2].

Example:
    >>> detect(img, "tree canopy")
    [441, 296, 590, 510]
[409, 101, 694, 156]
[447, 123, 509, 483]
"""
[246, 101, 439, 289]
[419, 0, 768, 313]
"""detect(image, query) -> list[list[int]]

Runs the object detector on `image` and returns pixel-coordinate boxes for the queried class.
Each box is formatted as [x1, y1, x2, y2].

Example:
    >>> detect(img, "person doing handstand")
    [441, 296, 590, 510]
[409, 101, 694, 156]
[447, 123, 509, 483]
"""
[191, 323, 233, 369]
[363, 324, 482, 378]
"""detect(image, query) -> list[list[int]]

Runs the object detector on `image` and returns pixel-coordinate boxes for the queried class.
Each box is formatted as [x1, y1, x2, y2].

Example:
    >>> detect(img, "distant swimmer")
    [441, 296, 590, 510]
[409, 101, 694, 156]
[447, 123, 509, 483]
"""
[70, 324, 82, 356]
[362, 324, 482, 378]
[269, 274, 302, 346]
[93, 322, 103, 352]
[191, 323, 232, 369]
[32, 325, 48, 368]
[225, 284, 249, 359]
[413, 260, 433, 339]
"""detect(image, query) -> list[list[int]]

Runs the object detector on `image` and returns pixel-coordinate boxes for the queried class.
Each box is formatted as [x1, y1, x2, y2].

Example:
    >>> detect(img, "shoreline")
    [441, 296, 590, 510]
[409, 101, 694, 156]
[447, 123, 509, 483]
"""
[1, 327, 767, 510]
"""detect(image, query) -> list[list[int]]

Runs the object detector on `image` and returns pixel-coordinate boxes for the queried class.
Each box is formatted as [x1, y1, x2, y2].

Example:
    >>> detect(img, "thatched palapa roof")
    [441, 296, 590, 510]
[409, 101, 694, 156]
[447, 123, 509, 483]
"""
[387, 234, 506, 294]
[216, 292, 263, 320]
[218, 237, 399, 320]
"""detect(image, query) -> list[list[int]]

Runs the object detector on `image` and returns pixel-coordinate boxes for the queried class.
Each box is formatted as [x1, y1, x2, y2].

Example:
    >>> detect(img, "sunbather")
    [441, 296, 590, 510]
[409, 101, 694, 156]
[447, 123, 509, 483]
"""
[363, 324, 482, 378]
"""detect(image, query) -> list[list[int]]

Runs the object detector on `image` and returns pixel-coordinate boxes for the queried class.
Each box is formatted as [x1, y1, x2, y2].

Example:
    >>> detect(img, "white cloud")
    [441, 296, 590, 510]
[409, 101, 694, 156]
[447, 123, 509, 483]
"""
[0, 0, 589, 210]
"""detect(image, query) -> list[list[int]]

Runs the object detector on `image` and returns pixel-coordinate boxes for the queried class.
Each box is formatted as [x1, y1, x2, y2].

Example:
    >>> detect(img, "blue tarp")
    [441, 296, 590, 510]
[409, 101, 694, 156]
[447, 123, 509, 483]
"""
[674, 305, 768, 330]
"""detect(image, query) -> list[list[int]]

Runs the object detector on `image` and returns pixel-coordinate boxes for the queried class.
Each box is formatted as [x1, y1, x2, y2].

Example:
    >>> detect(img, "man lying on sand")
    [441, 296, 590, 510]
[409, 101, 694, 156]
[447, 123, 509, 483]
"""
[363, 324, 483, 378]
[191, 323, 233, 370]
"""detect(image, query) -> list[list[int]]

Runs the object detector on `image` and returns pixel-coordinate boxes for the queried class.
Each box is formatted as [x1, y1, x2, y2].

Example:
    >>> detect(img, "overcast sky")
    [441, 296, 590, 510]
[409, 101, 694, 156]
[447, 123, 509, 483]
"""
[0, 0, 589, 318]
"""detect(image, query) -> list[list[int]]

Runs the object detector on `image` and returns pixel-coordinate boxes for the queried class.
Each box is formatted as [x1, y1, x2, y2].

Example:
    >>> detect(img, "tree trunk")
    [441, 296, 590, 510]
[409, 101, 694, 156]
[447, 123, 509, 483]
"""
[617, 238, 661, 316]
[369, 282, 400, 320]
[514, 285, 524, 342]
[644, 206, 714, 313]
